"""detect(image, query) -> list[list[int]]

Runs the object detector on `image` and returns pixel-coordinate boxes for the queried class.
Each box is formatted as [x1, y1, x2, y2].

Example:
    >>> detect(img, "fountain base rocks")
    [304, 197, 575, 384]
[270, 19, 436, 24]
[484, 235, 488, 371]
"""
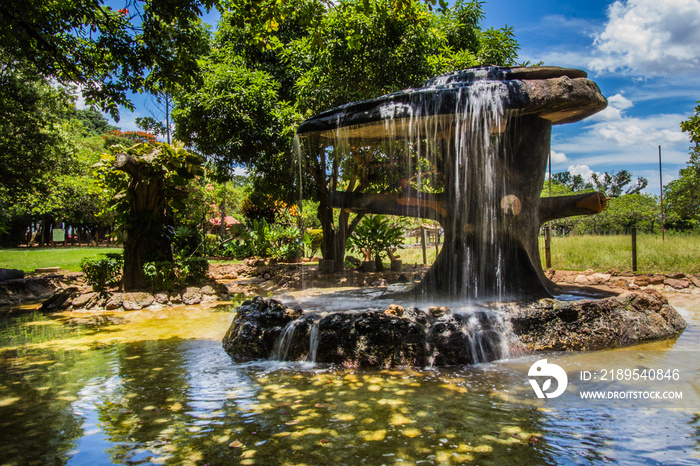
[222, 294, 686, 368]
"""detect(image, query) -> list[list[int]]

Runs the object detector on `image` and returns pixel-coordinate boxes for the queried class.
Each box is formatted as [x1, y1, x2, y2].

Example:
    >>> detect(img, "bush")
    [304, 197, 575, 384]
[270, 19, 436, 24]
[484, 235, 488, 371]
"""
[181, 257, 209, 282]
[303, 229, 323, 258]
[80, 254, 123, 291]
[143, 261, 180, 290]
[143, 258, 210, 291]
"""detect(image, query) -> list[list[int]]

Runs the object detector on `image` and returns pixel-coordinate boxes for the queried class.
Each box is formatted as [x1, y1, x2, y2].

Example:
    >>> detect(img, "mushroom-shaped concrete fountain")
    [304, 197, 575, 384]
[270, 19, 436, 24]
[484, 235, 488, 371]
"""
[296, 66, 608, 300]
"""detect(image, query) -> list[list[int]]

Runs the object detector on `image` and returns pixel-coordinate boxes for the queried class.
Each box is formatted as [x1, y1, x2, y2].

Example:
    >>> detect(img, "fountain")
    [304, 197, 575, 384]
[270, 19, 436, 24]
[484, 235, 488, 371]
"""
[296, 65, 608, 299]
[223, 66, 686, 367]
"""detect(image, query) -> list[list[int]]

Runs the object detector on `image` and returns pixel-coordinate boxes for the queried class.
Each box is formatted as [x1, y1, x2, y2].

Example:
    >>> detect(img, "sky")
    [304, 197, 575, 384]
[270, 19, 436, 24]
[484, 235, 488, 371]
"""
[107, 0, 700, 194]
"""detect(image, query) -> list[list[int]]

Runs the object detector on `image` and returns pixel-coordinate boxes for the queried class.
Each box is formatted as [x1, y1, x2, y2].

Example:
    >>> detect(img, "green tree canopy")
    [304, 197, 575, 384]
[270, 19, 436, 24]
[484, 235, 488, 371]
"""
[0, 0, 214, 118]
[664, 101, 700, 228]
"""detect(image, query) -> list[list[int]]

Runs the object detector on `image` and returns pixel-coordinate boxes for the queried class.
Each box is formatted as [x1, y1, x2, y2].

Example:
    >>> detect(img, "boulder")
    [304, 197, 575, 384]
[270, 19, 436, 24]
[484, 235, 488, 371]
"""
[71, 292, 98, 309]
[507, 292, 686, 351]
[222, 297, 304, 359]
[223, 293, 687, 367]
[0, 269, 25, 282]
[664, 278, 690, 290]
[182, 287, 202, 305]
[121, 292, 155, 310]
[40, 287, 80, 312]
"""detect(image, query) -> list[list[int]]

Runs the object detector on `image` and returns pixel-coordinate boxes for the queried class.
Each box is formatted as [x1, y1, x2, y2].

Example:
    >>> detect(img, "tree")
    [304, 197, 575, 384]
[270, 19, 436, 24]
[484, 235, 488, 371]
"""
[0, 56, 73, 200]
[0, 0, 214, 118]
[97, 141, 204, 290]
[664, 101, 700, 229]
[552, 170, 647, 198]
[176, 0, 521, 271]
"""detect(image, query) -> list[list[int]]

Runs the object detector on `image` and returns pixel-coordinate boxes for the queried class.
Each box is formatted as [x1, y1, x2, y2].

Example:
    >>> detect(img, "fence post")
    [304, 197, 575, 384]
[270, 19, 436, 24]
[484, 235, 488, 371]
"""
[631, 225, 637, 272]
[544, 225, 552, 269]
[420, 226, 427, 265]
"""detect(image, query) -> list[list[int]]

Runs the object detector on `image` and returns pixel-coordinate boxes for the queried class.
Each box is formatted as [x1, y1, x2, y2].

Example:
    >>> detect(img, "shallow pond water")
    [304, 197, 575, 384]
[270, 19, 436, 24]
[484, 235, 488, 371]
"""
[0, 294, 698, 465]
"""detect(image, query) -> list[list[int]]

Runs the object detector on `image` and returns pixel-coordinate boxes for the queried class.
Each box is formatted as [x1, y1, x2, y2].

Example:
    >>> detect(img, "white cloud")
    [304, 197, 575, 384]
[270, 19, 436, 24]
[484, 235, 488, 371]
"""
[567, 164, 601, 183]
[590, 0, 700, 75]
[591, 93, 634, 121]
[550, 150, 568, 164]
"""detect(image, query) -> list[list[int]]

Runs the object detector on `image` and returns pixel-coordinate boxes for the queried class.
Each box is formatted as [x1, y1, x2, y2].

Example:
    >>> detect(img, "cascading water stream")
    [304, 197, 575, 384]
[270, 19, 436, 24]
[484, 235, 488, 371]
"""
[270, 320, 300, 361]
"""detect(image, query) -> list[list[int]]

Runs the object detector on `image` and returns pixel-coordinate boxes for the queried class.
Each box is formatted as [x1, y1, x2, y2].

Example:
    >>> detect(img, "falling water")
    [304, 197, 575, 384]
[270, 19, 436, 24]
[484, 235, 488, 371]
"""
[376, 68, 510, 299]
[307, 322, 320, 363]
[270, 320, 300, 361]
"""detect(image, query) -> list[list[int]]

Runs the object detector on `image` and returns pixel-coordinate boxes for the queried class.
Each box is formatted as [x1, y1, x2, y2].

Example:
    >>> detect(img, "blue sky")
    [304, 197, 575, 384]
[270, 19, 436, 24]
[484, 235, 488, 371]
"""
[108, 0, 700, 194]
[481, 0, 700, 193]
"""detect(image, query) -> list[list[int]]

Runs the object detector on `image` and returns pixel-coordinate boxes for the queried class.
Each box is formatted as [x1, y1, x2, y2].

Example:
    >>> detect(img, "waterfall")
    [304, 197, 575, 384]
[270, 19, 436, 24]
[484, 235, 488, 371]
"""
[307, 322, 320, 363]
[270, 320, 300, 361]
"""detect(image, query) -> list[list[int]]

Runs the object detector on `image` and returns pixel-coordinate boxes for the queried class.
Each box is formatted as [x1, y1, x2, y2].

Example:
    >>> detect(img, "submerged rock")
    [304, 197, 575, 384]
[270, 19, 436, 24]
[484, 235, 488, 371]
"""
[222, 292, 686, 367]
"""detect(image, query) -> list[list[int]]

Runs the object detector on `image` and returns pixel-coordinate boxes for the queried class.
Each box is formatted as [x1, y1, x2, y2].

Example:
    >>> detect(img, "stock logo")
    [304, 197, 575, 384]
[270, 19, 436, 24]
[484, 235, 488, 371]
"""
[528, 359, 568, 399]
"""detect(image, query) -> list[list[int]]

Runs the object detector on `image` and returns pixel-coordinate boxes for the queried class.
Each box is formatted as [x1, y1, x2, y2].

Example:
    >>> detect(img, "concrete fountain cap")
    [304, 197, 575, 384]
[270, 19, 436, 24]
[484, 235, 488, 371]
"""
[296, 65, 607, 140]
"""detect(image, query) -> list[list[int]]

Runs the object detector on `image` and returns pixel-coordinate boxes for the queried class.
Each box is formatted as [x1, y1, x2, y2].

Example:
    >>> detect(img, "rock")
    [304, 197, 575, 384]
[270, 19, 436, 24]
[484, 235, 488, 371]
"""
[105, 295, 123, 310]
[121, 292, 154, 310]
[664, 278, 690, 290]
[544, 268, 556, 280]
[429, 306, 452, 318]
[667, 272, 686, 279]
[691, 276, 700, 288]
[508, 293, 686, 351]
[370, 279, 388, 287]
[584, 269, 595, 275]
[222, 272, 239, 280]
[222, 297, 305, 359]
[628, 283, 640, 290]
[633, 276, 651, 287]
[590, 273, 611, 284]
[0, 268, 25, 282]
[650, 274, 666, 285]
[71, 292, 98, 309]
[574, 274, 589, 284]
[154, 293, 169, 305]
[223, 294, 686, 367]
[384, 304, 404, 317]
[0, 277, 56, 306]
[182, 287, 202, 305]
[40, 287, 80, 312]
[200, 285, 217, 295]
[396, 274, 409, 283]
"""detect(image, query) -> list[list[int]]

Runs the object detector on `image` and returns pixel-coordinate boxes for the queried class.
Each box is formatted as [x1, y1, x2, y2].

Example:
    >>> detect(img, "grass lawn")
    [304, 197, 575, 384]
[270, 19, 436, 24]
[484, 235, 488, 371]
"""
[394, 233, 700, 274]
[2, 233, 698, 275]
[0, 247, 123, 273]
[539, 233, 700, 274]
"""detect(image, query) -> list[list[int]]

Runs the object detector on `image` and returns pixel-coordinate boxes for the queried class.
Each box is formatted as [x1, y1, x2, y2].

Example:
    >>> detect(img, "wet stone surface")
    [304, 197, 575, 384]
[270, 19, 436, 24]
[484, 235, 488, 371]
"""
[223, 291, 687, 367]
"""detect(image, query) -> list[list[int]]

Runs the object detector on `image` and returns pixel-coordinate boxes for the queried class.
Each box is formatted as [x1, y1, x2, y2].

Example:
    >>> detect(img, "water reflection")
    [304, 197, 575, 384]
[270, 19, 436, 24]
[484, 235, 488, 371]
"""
[0, 296, 697, 465]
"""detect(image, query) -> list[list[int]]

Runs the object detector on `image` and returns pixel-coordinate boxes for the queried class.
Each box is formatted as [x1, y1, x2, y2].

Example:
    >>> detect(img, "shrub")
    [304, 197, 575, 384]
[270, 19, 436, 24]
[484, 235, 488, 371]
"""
[347, 215, 405, 262]
[80, 254, 123, 291]
[143, 258, 210, 291]
[303, 229, 324, 258]
[181, 257, 209, 282]
[143, 261, 180, 290]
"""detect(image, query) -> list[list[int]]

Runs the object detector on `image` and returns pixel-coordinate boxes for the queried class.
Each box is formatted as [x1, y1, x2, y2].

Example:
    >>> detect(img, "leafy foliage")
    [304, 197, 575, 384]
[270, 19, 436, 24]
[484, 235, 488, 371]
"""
[143, 257, 209, 291]
[664, 101, 700, 229]
[347, 215, 405, 261]
[80, 254, 123, 292]
[0, 0, 215, 118]
[551, 170, 647, 198]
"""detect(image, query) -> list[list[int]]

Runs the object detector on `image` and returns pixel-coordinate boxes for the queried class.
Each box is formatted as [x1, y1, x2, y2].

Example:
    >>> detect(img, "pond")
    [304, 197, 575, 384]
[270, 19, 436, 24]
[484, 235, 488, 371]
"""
[0, 294, 698, 465]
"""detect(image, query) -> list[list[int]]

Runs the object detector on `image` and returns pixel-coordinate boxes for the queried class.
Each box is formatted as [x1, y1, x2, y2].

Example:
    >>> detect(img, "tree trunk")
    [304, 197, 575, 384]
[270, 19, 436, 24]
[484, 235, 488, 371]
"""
[116, 154, 172, 290]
